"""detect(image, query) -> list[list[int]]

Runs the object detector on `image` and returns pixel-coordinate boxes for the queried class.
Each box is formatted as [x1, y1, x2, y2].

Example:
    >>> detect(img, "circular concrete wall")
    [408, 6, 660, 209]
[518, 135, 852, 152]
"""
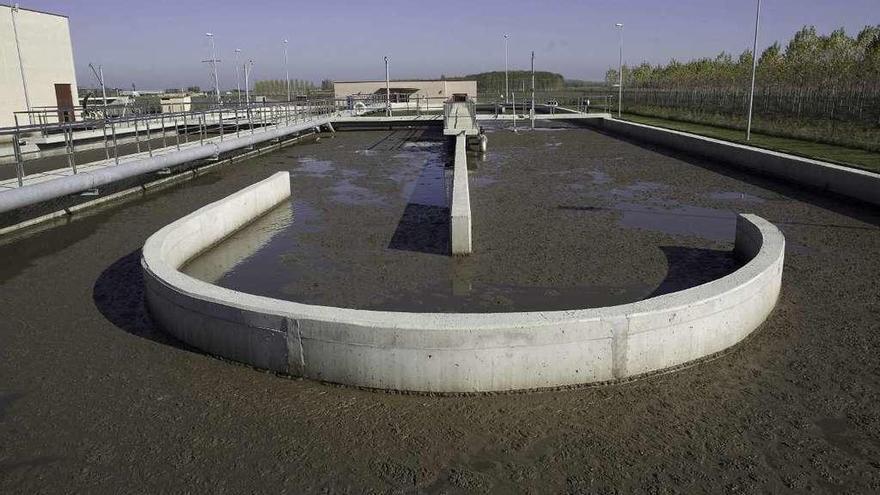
[141, 172, 785, 393]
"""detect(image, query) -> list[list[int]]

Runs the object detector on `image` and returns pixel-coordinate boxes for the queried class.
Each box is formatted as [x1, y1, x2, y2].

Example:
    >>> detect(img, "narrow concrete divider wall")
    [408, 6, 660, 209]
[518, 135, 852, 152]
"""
[451, 134, 472, 255]
[142, 175, 785, 393]
[587, 118, 880, 206]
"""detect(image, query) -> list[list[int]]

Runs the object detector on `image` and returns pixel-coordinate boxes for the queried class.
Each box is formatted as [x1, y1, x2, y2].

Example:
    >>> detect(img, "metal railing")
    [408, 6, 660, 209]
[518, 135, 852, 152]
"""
[1, 98, 343, 188]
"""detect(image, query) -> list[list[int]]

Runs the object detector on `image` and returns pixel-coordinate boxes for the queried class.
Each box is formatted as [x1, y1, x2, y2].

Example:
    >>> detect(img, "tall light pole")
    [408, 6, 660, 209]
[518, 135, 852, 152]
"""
[616, 23, 623, 118]
[244, 60, 253, 106]
[530, 50, 535, 129]
[234, 48, 242, 105]
[746, 0, 762, 141]
[384, 55, 391, 117]
[10, 4, 32, 117]
[283, 39, 291, 102]
[504, 34, 510, 104]
[206, 32, 221, 103]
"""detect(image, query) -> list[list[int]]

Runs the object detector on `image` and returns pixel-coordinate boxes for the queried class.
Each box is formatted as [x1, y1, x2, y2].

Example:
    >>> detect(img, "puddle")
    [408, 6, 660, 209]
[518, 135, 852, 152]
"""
[615, 201, 736, 242]
[405, 158, 449, 208]
[708, 191, 766, 203]
[330, 179, 385, 205]
[183, 202, 296, 283]
[294, 157, 334, 175]
[607, 181, 668, 198]
[403, 141, 444, 150]
[589, 169, 612, 185]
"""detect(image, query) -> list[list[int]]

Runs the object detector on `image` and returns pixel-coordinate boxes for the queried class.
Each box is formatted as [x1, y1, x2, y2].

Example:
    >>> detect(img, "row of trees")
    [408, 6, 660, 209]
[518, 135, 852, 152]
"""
[457, 71, 566, 96]
[597, 26, 880, 149]
[605, 25, 880, 93]
[253, 79, 318, 96]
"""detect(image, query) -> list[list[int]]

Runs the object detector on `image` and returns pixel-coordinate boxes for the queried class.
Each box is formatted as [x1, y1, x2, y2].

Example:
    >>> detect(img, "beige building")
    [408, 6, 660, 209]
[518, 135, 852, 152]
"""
[333, 79, 477, 103]
[0, 4, 78, 128]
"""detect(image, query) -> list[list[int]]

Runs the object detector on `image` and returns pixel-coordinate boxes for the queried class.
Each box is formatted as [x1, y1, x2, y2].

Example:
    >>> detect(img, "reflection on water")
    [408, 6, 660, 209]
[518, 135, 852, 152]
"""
[615, 201, 736, 242]
[183, 202, 296, 283]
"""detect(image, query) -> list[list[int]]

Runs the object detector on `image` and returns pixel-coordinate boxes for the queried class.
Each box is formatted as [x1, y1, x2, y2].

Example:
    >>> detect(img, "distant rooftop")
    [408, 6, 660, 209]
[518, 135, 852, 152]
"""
[333, 79, 476, 84]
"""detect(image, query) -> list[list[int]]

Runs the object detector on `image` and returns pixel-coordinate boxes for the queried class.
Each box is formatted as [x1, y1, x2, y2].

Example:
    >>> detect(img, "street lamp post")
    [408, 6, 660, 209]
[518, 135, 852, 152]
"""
[10, 4, 31, 117]
[384, 56, 391, 117]
[244, 60, 253, 106]
[531, 50, 535, 129]
[746, 0, 762, 141]
[234, 48, 242, 106]
[504, 34, 510, 105]
[616, 23, 623, 118]
[206, 32, 221, 104]
[283, 39, 290, 102]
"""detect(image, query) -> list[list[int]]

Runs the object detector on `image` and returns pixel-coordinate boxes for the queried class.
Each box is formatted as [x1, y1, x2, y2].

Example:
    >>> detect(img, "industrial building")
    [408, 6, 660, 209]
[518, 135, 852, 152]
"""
[333, 79, 477, 102]
[0, 4, 78, 128]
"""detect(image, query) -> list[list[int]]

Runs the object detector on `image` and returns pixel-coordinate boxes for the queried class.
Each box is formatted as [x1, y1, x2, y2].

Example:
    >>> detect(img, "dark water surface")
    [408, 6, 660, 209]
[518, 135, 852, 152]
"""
[183, 128, 747, 312]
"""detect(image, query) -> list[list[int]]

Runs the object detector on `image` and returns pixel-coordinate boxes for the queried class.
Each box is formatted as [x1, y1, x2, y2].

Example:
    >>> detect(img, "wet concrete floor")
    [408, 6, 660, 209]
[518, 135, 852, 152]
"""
[183, 127, 745, 312]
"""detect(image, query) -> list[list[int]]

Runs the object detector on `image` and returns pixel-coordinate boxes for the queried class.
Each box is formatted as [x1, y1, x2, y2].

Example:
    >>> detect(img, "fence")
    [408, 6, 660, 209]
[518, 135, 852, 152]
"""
[620, 87, 880, 124]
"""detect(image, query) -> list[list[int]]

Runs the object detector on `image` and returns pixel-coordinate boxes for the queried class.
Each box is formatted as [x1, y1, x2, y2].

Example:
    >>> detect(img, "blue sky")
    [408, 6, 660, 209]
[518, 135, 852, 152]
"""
[18, 0, 880, 90]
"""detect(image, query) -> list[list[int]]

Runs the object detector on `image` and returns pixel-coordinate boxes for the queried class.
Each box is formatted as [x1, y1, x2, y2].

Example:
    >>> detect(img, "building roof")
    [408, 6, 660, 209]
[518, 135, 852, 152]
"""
[333, 79, 476, 84]
[0, 3, 69, 18]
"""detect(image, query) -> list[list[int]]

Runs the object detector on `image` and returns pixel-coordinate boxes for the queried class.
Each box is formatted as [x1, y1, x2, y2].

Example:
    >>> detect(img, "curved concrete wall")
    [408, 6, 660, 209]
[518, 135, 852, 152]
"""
[142, 173, 785, 392]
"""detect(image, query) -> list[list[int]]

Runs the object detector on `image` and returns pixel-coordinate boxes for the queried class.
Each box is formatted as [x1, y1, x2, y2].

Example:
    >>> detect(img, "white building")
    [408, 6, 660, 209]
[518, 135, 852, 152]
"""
[0, 4, 78, 128]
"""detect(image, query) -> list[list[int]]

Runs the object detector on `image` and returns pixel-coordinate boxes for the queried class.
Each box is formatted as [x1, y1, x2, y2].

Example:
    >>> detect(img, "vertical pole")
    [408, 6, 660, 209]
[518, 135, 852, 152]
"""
[101, 121, 110, 160]
[617, 23, 624, 118]
[65, 125, 77, 174]
[134, 117, 141, 153]
[145, 116, 152, 156]
[13, 132, 24, 187]
[110, 118, 119, 164]
[99, 66, 108, 111]
[504, 34, 509, 105]
[284, 40, 290, 102]
[207, 33, 221, 104]
[161, 114, 167, 148]
[384, 56, 391, 117]
[512, 92, 516, 131]
[746, 0, 762, 141]
[235, 48, 242, 106]
[10, 4, 32, 120]
[531, 50, 535, 129]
